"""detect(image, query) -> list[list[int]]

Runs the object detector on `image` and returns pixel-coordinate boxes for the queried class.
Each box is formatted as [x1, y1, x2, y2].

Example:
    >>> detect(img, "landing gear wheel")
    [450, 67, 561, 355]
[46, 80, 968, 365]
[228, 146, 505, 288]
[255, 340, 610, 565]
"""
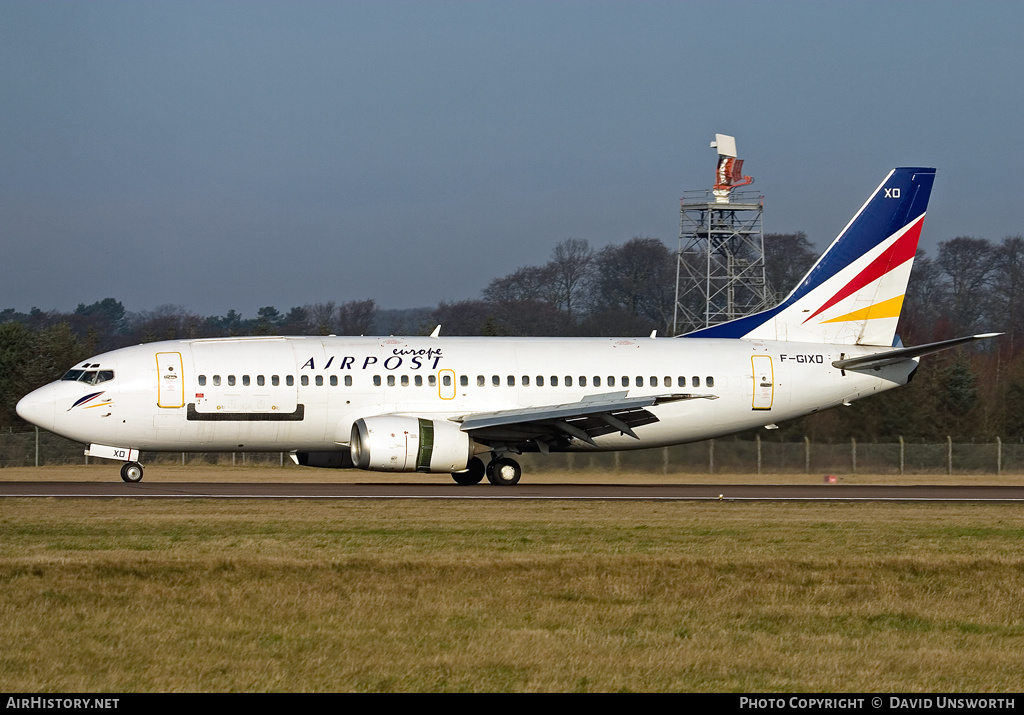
[452, 457, 485, 486]
[120, 462, 144, 483]
[486, 457, 522, 486]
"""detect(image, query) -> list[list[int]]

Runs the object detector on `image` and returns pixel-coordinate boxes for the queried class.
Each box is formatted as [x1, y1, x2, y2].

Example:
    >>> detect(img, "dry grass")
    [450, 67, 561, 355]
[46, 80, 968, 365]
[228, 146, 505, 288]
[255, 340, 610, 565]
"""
[1, 498, 1023, 692]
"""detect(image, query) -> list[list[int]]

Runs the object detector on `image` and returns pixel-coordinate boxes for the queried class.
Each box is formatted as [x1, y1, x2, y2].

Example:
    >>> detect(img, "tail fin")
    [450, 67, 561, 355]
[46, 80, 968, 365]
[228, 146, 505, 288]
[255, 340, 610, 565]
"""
[681, 167, 936, 346]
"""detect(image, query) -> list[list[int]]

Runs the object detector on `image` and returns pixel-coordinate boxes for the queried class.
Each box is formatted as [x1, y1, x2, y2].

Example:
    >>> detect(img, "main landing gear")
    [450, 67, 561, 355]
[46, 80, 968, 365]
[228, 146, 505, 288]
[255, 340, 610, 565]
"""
[451, 455, 522, 486]
[120, 461, 144, 483]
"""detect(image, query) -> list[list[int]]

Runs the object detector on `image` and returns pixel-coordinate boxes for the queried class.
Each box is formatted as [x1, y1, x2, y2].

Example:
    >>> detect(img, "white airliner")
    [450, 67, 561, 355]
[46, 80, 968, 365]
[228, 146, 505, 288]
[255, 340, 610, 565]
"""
[17, 167, 997, 484]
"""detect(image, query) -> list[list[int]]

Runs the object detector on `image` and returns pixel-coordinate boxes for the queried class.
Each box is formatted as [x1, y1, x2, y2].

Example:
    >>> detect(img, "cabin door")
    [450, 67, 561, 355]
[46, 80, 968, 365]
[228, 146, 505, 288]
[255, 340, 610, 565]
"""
[751, 355, 774, 410]
[156, 352, 185, 408]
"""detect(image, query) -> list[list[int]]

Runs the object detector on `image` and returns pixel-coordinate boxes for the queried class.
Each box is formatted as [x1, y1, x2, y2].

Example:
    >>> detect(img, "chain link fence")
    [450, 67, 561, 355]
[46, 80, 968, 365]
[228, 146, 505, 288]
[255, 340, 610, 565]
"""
[3, 429, 1023, 474]
[0, 429, 289, 468]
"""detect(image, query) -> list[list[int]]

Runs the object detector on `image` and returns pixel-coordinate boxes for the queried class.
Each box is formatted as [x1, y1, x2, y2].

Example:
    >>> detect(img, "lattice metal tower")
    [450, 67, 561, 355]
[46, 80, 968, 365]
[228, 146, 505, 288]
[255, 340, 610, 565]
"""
[673, 135, 772, 335]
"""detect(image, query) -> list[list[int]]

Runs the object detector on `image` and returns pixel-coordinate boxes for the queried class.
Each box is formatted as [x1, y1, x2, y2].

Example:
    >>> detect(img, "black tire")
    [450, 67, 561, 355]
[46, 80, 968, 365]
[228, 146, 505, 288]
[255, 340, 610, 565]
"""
[452, 457, 485, 485]
[120, 462, 144, 483]
[486, 457, 522, 486]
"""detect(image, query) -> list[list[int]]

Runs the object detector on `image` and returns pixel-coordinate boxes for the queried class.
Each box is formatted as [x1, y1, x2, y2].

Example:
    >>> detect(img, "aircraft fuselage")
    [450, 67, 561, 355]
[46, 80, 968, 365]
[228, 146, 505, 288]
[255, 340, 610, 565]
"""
[17, 334, 912, 456]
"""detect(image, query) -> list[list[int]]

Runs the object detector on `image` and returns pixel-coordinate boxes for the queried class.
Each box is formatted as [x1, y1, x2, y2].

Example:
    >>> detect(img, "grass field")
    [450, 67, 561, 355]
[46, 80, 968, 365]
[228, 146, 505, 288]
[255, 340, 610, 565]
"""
[2, 466, 1024, 692]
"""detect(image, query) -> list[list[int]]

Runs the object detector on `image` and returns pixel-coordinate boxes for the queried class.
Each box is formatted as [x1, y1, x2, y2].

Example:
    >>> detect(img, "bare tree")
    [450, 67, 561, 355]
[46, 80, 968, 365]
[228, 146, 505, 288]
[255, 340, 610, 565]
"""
[587, 237, 674, 331]
[763, 232, 818, 301]
[483, 265, 557, 305]
[547, 238, 594, 317]
[306, 302, 337, 335]
[937, 237, 996, 335]
[991, 235, 1024, 353]
[338, 299, 377, 335]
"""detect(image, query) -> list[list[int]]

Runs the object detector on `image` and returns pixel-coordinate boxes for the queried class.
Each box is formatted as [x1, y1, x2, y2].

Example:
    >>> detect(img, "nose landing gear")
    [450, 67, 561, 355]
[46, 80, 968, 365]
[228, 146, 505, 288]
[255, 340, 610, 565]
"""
[120, 462, 144, 483]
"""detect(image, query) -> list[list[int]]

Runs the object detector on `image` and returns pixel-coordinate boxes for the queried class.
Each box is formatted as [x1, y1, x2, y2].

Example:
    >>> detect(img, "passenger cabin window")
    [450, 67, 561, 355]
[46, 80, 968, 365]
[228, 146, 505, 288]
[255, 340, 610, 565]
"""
[387, 375, 395, 387]
[243, 375, 250, 386]
[522, 375, 530, 386]
[373, 376, 382, 386]
[401, 375, 409, 387]
[228, 375, 236, 387]
[300, 376, 309, 386]
[330, 376, 338, 387]
[414, 376, 422, 387]
[315, 376, 323, 386]
[536, 376, 544, 387]
[286, 376, 294, 386]
[492, 375, 500, 387]
[507, 375, 515, 386]
[593, 376, 601, 387]
[428, 375, 436, 387]
[272, 376, 280, 386]
[565, 376, 573, 387]
[345, 376, 353, 387]
[477, 376, 485, 387]
[213, 376, 221, 386]
[692, 376, 700, 387]
[550, 376, 558, 387]
[198, 375, 207, 386]
[443, 374, 452, 386]
[460, 375, 468, 387]
[707, 376, 715, 388]
[257, 376, 265, 386]
[579, 376, 587, 387]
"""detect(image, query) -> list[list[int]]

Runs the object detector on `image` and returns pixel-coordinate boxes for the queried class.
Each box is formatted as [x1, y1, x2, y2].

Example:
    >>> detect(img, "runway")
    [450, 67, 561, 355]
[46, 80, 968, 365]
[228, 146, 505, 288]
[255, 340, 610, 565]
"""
[3, 481, 1024, 501]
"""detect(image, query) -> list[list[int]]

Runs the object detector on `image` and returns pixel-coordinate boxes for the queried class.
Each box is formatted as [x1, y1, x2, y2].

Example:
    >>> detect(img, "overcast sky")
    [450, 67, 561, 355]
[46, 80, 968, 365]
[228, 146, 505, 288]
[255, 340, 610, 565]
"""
[3, 1, 1022, 316]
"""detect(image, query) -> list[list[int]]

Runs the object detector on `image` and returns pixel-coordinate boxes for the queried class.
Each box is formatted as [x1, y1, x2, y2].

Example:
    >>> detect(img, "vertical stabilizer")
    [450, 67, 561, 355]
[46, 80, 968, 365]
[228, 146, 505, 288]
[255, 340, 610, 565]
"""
[681, 167, 935, 346]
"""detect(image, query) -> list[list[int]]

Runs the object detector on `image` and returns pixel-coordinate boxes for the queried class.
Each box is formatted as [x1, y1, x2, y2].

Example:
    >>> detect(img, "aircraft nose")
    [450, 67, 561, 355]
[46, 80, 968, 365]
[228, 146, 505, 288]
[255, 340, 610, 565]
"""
[16, 385, 57, 432]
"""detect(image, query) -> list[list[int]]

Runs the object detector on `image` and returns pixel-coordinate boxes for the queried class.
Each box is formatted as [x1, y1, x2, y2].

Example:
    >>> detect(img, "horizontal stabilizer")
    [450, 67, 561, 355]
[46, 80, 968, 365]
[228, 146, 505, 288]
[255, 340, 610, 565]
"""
[832, 333, 1001, 370]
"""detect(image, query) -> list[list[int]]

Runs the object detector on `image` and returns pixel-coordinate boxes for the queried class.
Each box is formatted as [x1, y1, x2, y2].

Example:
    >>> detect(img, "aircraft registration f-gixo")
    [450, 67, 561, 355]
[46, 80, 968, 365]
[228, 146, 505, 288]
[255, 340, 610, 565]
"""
[17, 168, 997, 484]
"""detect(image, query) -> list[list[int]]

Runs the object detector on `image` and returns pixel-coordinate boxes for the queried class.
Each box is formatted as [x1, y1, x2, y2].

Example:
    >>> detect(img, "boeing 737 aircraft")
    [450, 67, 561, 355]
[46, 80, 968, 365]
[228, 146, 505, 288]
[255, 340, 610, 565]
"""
[16, 168, 997, 484]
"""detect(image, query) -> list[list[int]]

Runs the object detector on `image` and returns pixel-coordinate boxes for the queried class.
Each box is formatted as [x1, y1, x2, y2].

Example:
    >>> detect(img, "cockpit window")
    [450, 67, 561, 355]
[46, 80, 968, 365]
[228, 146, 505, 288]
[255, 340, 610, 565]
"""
[61, 369, 115, 385]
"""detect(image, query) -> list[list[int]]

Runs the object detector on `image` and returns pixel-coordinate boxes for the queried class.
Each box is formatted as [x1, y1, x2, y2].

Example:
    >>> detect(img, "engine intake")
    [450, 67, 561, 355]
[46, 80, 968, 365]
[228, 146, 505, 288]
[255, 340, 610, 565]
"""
[350, 415, 472, 473]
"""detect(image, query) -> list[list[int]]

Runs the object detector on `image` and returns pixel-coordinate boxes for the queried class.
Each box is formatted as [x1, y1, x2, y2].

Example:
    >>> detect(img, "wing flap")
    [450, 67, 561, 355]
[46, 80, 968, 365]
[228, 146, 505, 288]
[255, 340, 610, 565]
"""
[454, 391, 716, 447]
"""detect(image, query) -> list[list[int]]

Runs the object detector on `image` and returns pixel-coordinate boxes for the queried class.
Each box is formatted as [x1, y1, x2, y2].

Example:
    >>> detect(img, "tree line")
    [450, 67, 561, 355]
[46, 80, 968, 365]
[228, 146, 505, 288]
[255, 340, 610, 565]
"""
[2, 233, 1023, 443]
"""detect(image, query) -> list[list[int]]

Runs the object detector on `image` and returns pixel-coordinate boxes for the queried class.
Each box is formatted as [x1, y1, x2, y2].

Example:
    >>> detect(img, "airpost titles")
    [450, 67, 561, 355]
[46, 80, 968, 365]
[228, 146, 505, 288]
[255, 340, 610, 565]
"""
[300, 348, 444, 373]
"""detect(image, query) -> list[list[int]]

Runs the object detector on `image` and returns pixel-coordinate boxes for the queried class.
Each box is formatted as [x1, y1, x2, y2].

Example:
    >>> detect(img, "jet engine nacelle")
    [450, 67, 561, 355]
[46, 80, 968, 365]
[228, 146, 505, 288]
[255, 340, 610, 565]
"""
[350, 415, 472, 473]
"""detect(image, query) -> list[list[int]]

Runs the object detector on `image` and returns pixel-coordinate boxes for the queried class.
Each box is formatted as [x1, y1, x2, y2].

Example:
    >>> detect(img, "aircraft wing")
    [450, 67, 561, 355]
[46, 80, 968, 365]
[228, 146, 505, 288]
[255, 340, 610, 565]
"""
[452, 391, 716, 451]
